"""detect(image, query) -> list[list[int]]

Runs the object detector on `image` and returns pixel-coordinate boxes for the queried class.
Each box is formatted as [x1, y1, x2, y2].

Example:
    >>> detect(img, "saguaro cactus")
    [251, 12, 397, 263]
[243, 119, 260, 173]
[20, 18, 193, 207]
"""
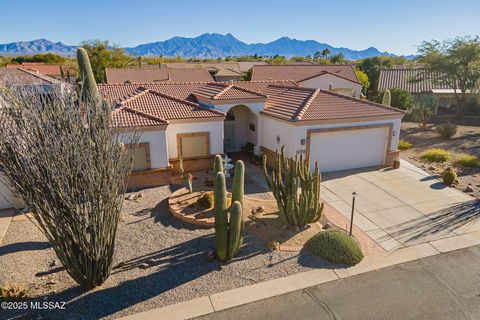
[214, 158, 244, 261]
[77, 47, 100, 102]
[263, 146, 323, 227]
[382, 89, 391, 106]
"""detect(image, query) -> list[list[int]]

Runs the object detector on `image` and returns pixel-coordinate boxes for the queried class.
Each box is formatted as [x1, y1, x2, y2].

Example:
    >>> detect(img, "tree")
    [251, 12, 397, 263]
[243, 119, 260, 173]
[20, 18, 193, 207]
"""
[409, 95, 438, 128]
[330, 53, 346, 64]
[313, 51, 321, 61]
[357, 57, 395, 97]
[354, 68, 370, 96]
[417, 36, 480, 118]
[81, 40, 137, 83]
[376, 89, 413, 110]
[321, 48, 331, 59]
[12, 53, 66, 64]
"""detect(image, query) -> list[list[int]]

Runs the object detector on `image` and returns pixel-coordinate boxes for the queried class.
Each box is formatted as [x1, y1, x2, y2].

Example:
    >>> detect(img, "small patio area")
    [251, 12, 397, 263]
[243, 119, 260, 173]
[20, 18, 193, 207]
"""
[321, 160, 478, 251]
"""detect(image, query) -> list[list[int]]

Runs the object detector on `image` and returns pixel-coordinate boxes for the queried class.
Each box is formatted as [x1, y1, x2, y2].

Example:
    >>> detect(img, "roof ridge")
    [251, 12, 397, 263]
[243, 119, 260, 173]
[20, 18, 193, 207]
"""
[213, 83, 233, 99]
[267, 83, 317, 91]
[318, 89, 406, 114]
[295, 88, 320, 120]
[116, 106, 169, 125]
[144, 87, 226, 117]
[117, 87, 150, 105]
[229, 85, 268, 98]
[17, 67, 59, 84]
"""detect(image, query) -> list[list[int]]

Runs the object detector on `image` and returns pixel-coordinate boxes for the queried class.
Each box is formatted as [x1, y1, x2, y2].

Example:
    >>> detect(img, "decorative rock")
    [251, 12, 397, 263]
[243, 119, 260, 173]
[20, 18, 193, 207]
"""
[139, 263, 149, 269]
[322, 223, 332, 230]
[428, 166, 436, 171]
[464, 186, 474, 193]
[207, 250, 216, 261]
[46, 280, 57, 285]
[49, 259, 60, 268]
[255, 206, 265, 213]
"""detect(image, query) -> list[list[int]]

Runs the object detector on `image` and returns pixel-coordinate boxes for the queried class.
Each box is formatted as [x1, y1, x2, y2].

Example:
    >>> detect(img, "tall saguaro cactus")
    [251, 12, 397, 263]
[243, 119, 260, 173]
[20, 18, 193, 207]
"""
[214, 159, 245, 261]
[77, 47, 100, 102]
[263, 146, 323, 227]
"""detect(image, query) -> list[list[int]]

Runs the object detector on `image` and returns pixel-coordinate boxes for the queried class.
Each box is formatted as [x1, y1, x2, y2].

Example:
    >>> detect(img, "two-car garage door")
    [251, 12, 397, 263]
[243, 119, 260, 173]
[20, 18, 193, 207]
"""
[308, 126, 389, 172]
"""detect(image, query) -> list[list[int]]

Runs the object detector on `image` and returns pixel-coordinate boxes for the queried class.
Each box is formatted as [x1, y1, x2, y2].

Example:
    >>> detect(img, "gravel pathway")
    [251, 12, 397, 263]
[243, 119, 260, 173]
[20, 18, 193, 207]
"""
[0, 185, 332, 320]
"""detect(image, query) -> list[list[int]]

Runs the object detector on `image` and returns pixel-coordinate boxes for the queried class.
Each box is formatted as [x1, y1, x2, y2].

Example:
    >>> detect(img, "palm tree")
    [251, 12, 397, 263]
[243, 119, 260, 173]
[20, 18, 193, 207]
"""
[321, 48, 331, 59]
[330, 53, 345, 64]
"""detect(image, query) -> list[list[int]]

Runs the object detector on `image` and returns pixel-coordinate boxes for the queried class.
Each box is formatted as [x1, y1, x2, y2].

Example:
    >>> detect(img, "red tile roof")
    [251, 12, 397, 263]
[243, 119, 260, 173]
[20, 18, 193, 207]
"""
[7, 63, 63, 76]
[262, 85, 404, 122]
[99, 81, 403, 127]
[0, 67, 61, 85]
[251, 65, 360, 84]
[194, 82, 266, 100]
[112, 107, 168, 128]
[105, 68, 214, 84]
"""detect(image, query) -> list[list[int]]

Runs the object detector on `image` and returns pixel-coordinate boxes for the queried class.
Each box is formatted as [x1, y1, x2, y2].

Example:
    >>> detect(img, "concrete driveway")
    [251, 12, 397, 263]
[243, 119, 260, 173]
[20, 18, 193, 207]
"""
[321, 160, 479, 251]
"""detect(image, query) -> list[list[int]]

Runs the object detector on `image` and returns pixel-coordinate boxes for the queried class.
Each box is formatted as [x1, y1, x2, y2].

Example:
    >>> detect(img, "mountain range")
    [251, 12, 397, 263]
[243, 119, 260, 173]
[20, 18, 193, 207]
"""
[0, 33, 403, 60]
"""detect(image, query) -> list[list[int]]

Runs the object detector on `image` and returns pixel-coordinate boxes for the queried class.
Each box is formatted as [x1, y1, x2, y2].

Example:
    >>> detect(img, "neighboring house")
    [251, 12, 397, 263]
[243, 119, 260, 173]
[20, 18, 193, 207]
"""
[0, 67, 66, 93]
[99, 80, 404, 190]
[159, 62, 244, 82]
[378, 68, 465, 115]
[105, 68, 214, 84]
[251, 64, 363, 98]
[237, 62, 267, 73]
[6, 63, 64, 77]
[0, 67, 67, 209]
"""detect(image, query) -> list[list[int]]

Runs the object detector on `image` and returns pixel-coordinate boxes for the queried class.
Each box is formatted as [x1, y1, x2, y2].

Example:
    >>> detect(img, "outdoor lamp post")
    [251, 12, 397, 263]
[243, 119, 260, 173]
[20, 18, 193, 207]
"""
[349, 192, 357, 236]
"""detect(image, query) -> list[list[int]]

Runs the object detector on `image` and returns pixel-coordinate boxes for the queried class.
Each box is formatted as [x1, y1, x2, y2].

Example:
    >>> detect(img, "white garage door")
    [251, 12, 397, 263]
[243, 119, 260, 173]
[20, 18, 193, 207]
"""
[309, 127, 388, 172]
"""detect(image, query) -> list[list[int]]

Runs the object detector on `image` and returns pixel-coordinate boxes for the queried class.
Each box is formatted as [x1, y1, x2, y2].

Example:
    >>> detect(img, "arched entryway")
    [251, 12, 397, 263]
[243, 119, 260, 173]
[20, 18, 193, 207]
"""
[224, 105, 259, 153]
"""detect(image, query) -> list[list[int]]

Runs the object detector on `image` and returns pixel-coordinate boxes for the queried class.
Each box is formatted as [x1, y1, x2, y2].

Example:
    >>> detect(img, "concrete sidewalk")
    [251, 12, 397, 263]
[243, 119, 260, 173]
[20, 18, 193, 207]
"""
[196, 244, 480, 320]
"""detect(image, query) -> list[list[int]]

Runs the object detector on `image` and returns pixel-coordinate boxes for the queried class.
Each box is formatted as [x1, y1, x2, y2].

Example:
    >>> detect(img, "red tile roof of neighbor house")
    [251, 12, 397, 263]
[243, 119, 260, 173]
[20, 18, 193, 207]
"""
[251, 64, 360, 84]
[262, 85, 404, 122]
[194, 82, 267, 100]
[0, 67, 61, 85]
[105, 68, 214, 84]
[377, 68, 459, 93]
[98, 81, 403, 128]
[6, 63, 63, 76]
[112, 107, 168, 128]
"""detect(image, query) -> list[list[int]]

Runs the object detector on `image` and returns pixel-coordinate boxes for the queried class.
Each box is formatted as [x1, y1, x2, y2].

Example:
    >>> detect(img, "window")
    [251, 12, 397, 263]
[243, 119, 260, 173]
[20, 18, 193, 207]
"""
[128, 143, 151, 172]
[249, 123, 256, 131]
[177, 132, 209, 158]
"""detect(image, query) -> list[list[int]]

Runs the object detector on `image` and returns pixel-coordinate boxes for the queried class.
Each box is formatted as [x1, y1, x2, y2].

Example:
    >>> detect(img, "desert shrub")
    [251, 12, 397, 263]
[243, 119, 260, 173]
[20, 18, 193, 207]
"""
[409, 95, 438, 128]
[0, 89, 139, 290]
[436, 122, 458, 139]
[398, 139, 413, 150]
[442, 168, 457, 185]
[307, 230, 363, 266]
[0, 284, 28, 301]
[455, 154, 480, 167]
[420, 148, 452, 163]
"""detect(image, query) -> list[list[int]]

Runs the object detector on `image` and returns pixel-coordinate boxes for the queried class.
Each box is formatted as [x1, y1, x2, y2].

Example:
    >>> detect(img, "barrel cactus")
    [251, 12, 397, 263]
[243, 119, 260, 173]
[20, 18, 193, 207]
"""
[262, 146, 324, 227]
[442, 167, 457, 185]
[214, 159, 244, 261]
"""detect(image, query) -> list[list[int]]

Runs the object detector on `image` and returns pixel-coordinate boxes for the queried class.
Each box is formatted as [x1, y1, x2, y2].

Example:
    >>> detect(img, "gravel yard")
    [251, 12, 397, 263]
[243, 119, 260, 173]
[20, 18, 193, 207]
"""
[400, 119, 480, 198]
[0, 185, 332, 320]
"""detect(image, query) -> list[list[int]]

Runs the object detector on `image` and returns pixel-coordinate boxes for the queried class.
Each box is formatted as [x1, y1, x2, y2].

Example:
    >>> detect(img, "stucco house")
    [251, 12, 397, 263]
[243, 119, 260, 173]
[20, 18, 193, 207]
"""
[99, 80, 404, 190]
[251, 64, 363, 98]
[105, 68, 214, 84]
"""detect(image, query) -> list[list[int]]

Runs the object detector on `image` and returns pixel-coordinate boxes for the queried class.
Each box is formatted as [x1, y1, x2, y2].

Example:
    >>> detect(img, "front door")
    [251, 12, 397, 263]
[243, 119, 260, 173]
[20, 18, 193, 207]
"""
[224, 123, 236, 152]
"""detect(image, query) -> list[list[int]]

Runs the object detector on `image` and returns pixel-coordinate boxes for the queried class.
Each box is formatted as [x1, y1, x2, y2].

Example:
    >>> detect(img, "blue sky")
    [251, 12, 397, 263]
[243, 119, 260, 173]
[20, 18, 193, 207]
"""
[1, 0, 479, 55]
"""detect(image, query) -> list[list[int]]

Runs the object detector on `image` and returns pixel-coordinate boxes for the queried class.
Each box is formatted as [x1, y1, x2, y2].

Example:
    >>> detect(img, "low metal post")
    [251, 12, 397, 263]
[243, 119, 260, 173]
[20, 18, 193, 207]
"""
[349, 192, 357, 236]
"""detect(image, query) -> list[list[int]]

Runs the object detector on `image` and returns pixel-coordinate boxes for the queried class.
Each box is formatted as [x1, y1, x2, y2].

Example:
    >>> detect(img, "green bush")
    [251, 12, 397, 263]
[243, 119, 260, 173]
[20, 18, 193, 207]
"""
[398, 139, 413, 150]
[436, 122, 457, 139]
[376, 88, 413, 110]
[420, 148, 452, 163]
[196, 192, 231, 209]
[442, 168, 457, 185]
[455, 154, 480, 167]
[307, 230, 364, 266]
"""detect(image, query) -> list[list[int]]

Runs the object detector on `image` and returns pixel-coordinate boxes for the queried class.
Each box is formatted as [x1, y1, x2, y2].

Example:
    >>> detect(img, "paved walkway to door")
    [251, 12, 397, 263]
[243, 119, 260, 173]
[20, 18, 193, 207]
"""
[321, 160, 479, 251]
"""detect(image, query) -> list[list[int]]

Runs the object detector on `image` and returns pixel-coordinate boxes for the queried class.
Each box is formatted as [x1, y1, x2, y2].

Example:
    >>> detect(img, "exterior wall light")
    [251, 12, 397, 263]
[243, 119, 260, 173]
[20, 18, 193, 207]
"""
[393, 130, 397, 136]
[276, 135, 281, 144]
[300, 139, 306, 145]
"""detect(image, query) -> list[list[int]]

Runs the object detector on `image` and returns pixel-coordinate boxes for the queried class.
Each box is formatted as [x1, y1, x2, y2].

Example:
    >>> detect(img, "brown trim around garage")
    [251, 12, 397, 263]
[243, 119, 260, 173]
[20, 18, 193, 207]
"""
[305, 124, 393, 165]
[259, 113, 403, 126]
